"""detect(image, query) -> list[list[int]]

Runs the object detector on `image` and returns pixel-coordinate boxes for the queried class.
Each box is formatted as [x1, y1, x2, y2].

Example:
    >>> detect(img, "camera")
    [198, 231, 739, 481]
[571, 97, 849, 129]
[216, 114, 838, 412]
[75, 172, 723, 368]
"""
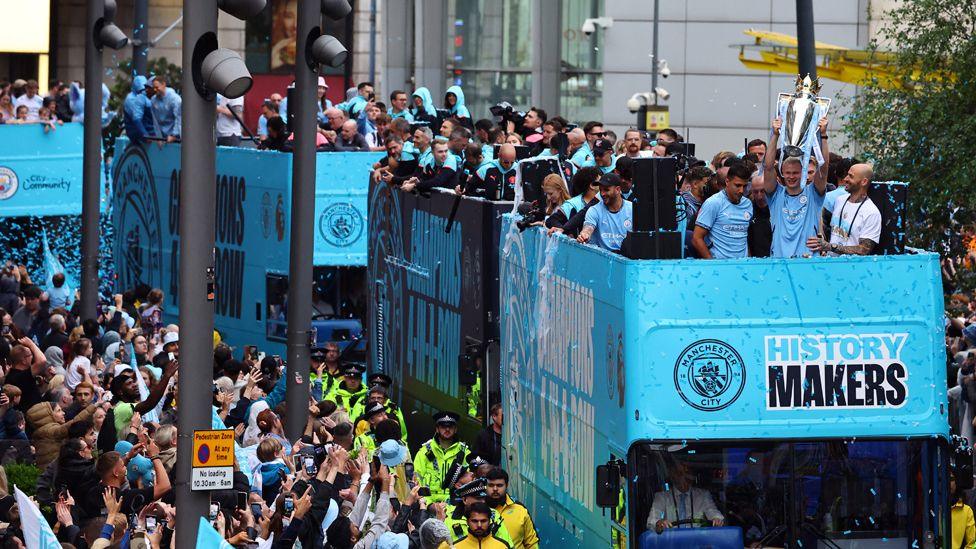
[581, 16, 613, 37]
[489, 101, 525, 126]
[516, 201, 546, 232]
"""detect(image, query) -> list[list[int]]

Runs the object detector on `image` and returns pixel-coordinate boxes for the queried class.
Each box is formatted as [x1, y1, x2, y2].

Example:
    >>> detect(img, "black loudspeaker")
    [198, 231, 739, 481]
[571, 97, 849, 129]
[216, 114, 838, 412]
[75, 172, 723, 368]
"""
[620, 231, 682, 260]
[867, 181, 908, 255]
[632, 157, 678, 231]
[519, 157, 563, 204]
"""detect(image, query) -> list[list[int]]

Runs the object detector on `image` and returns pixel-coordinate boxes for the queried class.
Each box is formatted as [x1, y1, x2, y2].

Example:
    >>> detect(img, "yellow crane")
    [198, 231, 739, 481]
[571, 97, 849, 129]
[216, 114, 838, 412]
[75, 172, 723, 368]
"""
[735, 29, 910, 89]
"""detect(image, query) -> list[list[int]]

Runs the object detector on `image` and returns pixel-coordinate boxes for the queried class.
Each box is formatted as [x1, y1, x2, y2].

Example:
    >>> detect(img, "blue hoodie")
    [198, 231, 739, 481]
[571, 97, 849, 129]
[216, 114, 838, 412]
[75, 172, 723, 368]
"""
[150, 83, 182, 138]
[410, 87, 438, 121]
[445, 85, 470, 119]
[69, 82, 114, 126]
[123, 75, 154, 144]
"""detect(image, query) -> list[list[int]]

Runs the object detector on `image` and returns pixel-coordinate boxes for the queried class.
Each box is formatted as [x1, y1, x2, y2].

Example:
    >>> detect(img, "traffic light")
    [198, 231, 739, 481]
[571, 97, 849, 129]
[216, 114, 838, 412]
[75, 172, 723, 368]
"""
[190, 0, 270, 99]
[307, 0, 351, 68]
[94, 0, 128, 50]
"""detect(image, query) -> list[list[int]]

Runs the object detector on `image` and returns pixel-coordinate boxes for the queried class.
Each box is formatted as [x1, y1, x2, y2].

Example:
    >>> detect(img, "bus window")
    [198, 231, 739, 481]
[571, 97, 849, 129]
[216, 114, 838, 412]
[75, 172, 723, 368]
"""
[266, 273, 288, 341]
[610, 453, 627, 549]
[631, 439, 940, 547]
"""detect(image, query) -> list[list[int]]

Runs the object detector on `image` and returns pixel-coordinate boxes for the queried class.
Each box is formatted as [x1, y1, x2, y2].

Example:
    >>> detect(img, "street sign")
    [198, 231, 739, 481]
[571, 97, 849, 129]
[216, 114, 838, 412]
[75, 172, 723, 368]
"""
[638, 105, 670, 131]
[191, 429, 235, 491]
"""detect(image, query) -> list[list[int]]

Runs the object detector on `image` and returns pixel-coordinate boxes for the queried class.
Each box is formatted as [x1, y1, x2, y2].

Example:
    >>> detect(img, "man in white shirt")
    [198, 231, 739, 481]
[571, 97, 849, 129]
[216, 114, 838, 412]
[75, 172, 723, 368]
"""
[14, 80, 43, 121]
[216, 94, 245, 147]
[806, 163, 881, 256]
[646, 460, 724, 532]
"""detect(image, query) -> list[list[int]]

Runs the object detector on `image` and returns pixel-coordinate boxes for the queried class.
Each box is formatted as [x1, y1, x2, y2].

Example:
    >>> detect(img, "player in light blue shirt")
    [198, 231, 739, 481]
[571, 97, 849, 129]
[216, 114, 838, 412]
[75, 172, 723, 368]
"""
[693, 162, 754, 259]
[578, 174, 633, 252]
[762, 115, 830, 257]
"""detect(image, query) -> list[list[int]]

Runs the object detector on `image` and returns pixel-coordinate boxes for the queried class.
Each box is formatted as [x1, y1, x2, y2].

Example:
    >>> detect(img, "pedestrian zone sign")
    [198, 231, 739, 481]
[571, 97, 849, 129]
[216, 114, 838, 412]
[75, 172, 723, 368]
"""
[191, 429, 235, 491]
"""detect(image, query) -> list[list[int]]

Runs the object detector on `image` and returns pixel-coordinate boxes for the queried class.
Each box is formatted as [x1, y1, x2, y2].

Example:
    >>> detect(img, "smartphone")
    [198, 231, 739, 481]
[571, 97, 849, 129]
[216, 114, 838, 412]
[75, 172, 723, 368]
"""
[1, 325, 9, 336]
[236, 491, 248, 509]
[283, 496, 294, 513]
[118, 345, 129, 364]
[258, 352, 266, 363]
[209, 503, 219, 522]
[250, 502, 263, 519]
[418, 487, 431, 497]
[303, 456, 316, 476]
[145, 515, 158, 534]
[167, 351, 176, 363]
[249, 346, 259, 361]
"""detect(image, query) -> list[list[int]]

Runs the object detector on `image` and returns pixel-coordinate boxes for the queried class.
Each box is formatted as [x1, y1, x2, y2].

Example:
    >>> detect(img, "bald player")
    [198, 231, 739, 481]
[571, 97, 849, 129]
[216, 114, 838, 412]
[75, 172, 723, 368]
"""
[464, 143, 519, 200]
[567, 128, 595, 168]
[806, 163, 881, 256]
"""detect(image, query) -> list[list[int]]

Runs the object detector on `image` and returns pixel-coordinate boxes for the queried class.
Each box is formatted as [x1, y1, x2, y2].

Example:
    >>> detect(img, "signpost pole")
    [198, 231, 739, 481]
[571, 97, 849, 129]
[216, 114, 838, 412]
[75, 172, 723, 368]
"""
[284, 0, 319, 441]
[174, 0, 218, 546]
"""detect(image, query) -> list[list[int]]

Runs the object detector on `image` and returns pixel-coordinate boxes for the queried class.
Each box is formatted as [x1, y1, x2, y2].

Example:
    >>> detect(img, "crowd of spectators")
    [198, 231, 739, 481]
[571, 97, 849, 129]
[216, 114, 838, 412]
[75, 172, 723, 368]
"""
[0, 253, 535, 547]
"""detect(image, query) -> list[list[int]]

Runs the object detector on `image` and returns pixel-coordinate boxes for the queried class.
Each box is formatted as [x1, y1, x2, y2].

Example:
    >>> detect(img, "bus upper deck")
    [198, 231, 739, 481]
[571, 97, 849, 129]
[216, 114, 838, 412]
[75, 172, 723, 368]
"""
[111, 139, 382, 355]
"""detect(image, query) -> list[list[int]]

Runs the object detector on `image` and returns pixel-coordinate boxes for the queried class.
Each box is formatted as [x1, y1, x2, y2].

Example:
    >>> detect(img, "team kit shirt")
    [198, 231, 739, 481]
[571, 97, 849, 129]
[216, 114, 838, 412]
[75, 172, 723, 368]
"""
[828, 195, 882, 254]
[695, 191, 753, 259]
[583, 200, 633, 252]
[767, 184, 825, 258]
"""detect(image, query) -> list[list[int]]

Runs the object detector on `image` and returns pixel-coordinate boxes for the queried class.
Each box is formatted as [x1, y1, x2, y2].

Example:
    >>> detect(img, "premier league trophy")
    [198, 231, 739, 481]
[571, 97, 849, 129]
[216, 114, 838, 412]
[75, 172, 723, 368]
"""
[777, 74, 830, 159]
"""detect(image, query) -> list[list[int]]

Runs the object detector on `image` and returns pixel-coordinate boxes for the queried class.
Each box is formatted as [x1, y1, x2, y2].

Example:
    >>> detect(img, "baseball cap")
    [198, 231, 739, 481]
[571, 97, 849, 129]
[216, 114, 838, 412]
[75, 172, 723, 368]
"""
[598, 173, 623, 187]
[592, 138, 614, 156]
[317, 76, 328, 88]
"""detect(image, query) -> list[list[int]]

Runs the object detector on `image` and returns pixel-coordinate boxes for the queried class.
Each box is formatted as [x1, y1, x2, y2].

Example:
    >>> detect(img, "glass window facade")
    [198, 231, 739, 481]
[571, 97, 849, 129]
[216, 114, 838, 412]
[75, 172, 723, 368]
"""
[446, 0, 533, 119]
[561, 0, 604, 123]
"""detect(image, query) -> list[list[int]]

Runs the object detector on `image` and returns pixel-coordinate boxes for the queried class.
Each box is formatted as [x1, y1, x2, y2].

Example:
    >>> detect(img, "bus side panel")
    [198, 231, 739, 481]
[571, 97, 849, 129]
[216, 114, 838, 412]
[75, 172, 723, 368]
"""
[500, 219, 629, 548]
[622, 253, 948, 443]
[112, 140, 291, 354]
[368, 185, 507, 446]
[313, 152, 384, 267]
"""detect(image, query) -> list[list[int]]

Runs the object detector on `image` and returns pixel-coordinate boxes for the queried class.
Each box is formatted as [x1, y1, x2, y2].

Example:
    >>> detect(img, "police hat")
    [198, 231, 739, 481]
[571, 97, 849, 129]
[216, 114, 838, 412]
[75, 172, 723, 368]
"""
[454, 478, 487, 499]
[343, 363, 366, 377]
[468, 456, 488, 472]
[363, 401, 387, 419]
[368, 373, 393, 388]
[310, 347, 326, 361]
[433, 411, 460, 426]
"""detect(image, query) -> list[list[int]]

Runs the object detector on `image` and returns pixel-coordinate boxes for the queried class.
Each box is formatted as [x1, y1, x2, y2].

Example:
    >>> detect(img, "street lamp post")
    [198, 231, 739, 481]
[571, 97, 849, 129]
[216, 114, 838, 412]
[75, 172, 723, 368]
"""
[284, 0, 350, 442]
[175, 1, 263, 545]
[82, 0, 127, 321]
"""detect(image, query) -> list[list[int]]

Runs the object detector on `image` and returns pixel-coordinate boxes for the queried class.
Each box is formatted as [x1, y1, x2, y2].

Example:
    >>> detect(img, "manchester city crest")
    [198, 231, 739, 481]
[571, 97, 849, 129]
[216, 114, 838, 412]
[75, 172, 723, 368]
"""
[674, 339, 745, 411]
[318, 202, 364, 248]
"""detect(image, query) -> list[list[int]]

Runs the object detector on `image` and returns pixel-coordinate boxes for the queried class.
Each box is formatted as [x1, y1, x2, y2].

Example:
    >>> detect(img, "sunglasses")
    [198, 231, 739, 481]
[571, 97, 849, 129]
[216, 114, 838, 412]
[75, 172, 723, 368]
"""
[589, 131, 607, 137]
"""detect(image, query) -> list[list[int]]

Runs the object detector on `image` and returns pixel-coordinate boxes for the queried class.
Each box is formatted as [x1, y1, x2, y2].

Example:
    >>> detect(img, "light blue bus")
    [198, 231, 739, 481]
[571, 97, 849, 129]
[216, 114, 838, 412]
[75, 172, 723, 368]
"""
[111, 139, 382, 355]
[500, 217, 951, 548]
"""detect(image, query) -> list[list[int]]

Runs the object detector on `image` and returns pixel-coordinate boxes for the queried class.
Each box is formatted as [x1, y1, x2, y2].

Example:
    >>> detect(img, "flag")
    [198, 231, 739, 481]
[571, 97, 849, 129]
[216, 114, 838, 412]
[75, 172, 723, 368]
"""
[14, 486, 61, 549]
[195, 517, 235, 548]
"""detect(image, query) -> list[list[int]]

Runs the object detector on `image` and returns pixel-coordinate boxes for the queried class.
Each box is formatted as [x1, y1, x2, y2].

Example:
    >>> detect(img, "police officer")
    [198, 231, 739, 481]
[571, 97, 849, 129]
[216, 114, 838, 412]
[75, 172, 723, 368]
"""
[351, 401, 387, 459]
[445, 478, 513, 545]
[333, 363, 368, 419]
[354, 381, 408, 444]
[486, 467, 539, 549]
[413, 411, 471, 503]
[311, 342, 344, 401]
[454, 502, 513, 549]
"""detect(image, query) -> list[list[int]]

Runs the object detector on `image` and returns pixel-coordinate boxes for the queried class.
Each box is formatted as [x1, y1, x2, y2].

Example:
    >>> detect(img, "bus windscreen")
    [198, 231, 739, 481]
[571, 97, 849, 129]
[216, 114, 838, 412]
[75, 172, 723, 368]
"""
[630, 438, 943, 548]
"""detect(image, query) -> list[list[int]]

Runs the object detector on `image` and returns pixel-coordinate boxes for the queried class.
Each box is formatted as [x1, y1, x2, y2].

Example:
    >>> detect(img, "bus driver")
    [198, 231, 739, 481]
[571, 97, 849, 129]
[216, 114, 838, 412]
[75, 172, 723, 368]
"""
[647, 460, 725, 533]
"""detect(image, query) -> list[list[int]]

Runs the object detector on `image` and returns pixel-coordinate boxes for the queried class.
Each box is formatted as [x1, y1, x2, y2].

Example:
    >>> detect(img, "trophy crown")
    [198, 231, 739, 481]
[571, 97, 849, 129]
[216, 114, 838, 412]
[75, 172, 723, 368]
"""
[794, 74, 823, 96]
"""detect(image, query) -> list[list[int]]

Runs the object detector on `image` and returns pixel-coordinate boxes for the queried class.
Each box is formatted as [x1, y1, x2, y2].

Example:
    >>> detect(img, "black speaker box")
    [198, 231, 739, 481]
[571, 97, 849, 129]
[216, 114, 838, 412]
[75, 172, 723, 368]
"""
[632, 157, 678, 231]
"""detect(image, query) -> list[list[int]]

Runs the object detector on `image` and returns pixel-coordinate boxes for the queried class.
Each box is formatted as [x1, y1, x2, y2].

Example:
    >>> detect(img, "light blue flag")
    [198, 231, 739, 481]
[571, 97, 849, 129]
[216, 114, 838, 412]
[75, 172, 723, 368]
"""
[196, 517, 235, 548]
[15, 486, 61, 549]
